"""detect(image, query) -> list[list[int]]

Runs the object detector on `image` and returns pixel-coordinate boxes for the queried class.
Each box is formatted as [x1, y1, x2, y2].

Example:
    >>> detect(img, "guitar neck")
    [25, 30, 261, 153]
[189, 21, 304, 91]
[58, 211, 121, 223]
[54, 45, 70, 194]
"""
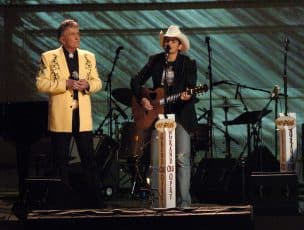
[155, 85, 207, 106]
[159, 92, 182, 106]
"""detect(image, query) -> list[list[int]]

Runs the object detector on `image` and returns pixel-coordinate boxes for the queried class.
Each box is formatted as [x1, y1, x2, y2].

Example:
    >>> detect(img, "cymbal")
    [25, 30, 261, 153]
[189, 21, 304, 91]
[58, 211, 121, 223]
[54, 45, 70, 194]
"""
[112, 88, 133, 107]
[213, 103, 240, 108]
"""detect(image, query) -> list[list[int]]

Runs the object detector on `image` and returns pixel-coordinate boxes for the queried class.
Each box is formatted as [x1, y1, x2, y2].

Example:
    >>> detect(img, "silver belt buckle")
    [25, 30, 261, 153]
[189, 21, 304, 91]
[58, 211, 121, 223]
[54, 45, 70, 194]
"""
[72, 100, 79, 110]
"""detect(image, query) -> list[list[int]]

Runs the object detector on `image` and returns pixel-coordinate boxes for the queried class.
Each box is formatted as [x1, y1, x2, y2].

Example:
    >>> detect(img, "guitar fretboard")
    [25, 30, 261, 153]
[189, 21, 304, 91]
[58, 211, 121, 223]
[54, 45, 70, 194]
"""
[159, 93, 182, 106]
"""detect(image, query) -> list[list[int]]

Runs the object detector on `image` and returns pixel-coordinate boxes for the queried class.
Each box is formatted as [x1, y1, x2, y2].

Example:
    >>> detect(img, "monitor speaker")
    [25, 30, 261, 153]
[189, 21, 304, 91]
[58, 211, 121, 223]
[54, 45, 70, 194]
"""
[250, 172, 298, 215]
[23, 178, 76, 210]
[191, 158, 244, 204]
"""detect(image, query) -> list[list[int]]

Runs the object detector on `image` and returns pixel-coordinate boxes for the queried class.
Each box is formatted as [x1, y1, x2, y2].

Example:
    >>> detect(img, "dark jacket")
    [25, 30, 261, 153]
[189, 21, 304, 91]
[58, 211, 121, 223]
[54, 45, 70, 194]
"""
[130, 52, 198, 133]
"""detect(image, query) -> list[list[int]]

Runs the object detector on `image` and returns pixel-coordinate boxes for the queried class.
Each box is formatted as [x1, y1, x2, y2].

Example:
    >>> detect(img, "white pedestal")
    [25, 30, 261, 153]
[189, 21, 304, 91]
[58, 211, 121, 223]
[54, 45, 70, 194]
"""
[154, 114, 176, 208]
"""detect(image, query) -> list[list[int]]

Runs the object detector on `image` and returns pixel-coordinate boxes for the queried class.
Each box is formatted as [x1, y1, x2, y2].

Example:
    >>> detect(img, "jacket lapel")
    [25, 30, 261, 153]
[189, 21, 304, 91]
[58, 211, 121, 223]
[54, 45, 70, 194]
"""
[58, 47, 70, 79]
[78, 49, 85, 79]
[172, 54, 185, 92]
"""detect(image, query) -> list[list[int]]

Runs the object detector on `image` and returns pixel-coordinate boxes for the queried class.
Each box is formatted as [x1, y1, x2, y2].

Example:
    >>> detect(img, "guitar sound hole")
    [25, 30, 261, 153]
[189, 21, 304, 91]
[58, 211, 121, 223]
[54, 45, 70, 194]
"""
[149, 92, 157, 100]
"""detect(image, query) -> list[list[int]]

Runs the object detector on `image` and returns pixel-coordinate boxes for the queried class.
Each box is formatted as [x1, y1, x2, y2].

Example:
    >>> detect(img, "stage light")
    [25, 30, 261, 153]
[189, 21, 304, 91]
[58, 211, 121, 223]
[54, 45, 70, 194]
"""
[146, 177, 150, 186]
[104, 186, 113, 197]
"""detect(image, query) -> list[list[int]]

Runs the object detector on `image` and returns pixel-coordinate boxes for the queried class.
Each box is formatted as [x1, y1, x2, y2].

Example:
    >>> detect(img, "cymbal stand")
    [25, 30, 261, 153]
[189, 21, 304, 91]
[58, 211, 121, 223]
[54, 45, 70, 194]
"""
[205, 36, 214, 158]
[104, 47, 123, 138]
[94, 108, 114, 135]
[95, 102, 123, 136]
[130, 155, 145, 196]
[223, 98, 231, 158]
[238, 96, 273, 162]
[235, 85, 251, 156]
[130, 138, 151, 198]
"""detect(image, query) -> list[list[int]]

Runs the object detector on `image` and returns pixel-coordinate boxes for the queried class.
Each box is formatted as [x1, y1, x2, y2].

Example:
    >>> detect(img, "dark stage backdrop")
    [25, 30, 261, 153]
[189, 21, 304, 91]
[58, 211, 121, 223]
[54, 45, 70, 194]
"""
[0, 1, 303, 168]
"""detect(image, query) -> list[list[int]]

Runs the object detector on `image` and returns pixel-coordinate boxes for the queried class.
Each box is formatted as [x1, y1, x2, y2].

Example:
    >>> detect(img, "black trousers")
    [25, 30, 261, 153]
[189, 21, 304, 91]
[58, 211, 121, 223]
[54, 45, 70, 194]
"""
[49, 110, 101, 206]
[50, 131, 96, 181]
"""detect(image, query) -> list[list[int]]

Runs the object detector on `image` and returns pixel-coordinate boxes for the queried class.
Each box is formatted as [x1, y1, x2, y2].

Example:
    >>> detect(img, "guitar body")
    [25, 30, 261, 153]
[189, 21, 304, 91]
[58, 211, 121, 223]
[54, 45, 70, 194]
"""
[131, 88, 165, 129]
[131, 84, 208, 129]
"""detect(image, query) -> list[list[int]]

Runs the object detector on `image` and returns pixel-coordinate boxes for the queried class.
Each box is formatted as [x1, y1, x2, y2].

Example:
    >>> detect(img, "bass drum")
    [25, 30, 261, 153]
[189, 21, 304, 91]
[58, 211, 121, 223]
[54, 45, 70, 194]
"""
[118, 122, 151, 160]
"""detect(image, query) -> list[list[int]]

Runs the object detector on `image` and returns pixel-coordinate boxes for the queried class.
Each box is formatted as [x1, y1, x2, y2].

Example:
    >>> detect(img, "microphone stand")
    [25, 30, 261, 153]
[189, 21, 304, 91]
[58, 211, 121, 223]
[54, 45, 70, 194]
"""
[163, 46, 170, 118]
[281, 37, 295, 171]
[274, 93, 279, 158]
[205, 36, 213, 158]
[283, 37, 289, 116]
[278, 37, 289, 163]
[224, 81, 274, 95]
[104, 47, 122, 138]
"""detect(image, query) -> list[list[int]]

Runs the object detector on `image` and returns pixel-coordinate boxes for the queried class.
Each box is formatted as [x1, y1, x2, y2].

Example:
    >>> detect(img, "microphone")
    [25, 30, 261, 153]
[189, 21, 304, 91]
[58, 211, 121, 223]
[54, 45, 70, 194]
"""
[234, 83, 240, 99]
[271, 85, 280, 98]
[116, 46, 124, 54]
[212, 80, 228, 87]
[164, 45, 170, 63]
[284, 37, 289, 51]
[72, 71, 79, 80]
[71, 71, 79, 100]
[165, 45, 170, 53]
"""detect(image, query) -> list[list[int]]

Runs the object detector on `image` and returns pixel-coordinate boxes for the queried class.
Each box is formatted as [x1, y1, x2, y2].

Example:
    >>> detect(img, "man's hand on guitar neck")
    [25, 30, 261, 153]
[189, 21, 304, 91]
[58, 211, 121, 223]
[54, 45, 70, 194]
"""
[141, 97, 153, 111]
[180, 89, 192, 101]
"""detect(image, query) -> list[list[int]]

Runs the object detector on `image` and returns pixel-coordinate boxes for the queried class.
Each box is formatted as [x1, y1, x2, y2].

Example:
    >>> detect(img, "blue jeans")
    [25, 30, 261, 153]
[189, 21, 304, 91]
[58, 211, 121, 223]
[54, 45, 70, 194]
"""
[150, 123, 191, 208]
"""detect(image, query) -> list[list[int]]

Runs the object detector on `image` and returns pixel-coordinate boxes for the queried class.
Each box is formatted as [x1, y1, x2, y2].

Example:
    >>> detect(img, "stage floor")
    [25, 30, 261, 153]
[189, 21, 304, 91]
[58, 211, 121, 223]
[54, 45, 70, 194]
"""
[1, 191, 304, 230]
[0, 192, 254, 230]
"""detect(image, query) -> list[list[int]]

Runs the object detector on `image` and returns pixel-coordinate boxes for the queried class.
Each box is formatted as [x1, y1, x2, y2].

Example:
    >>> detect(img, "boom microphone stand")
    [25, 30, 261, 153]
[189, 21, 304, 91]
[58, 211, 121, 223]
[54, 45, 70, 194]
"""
[273, 38, 289, 158]
[205, 36, 213, 158]
[96, 46, 123, 197]
[104, 46, 123, 138]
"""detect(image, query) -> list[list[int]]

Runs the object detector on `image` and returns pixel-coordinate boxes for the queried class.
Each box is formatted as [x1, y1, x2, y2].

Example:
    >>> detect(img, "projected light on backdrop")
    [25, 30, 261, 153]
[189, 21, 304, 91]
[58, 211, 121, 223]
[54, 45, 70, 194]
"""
[1, 1, 304, 159]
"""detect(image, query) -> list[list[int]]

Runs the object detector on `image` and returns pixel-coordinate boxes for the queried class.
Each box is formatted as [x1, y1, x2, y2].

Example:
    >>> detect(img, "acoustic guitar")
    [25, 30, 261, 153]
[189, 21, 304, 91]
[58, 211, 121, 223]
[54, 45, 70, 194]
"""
[131, 84, 208, 129]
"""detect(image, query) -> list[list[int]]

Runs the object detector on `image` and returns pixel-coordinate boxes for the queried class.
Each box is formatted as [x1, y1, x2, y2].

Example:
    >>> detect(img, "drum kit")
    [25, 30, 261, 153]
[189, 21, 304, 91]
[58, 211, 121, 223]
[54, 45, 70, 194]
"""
[195, 97, 241, 158]
[95, 87, 151, 197]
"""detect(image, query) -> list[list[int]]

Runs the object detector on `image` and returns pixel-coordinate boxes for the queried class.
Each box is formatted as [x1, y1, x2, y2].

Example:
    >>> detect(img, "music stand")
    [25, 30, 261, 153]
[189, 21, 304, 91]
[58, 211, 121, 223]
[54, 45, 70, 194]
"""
[224, 110, 272, 126]
[224, 109, 272, 158]
[224, 109, 272, 203]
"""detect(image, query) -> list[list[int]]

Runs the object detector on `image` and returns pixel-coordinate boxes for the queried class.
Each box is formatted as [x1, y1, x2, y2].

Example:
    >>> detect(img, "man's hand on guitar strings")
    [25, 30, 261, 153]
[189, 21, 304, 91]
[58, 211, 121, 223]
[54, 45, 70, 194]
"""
[141, 97, 153, 111]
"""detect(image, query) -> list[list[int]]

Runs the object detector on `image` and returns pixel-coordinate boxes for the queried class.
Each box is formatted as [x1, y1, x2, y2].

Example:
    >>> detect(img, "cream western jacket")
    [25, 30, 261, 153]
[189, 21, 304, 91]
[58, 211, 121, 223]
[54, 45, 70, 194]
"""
[36, 46, 102, 132]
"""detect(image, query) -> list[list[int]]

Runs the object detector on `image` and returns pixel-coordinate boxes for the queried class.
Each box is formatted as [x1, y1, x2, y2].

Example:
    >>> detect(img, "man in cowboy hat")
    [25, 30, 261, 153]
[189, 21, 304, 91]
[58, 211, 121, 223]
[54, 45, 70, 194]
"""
[130, 25, 198, 208]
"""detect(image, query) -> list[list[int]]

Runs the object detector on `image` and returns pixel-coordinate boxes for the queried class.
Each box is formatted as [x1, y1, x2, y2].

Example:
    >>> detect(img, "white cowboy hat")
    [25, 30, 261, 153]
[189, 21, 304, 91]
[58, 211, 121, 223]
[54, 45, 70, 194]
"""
[159, 25, 190, 52]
